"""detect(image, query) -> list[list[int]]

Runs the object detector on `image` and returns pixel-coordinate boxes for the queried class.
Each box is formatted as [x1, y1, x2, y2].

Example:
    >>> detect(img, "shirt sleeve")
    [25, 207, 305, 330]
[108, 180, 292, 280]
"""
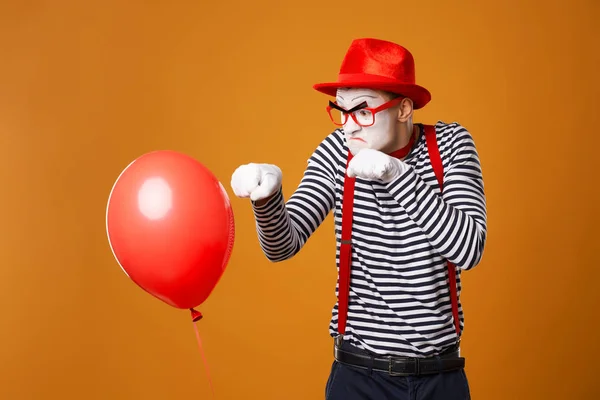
[385, 123, 487, 270]
[251, 139, 338, 262]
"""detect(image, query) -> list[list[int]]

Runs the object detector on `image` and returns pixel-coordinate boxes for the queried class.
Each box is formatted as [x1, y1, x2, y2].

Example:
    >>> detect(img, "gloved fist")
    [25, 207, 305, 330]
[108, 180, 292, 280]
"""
[230, 163, 282, 202]
[347, 149, 409, 183]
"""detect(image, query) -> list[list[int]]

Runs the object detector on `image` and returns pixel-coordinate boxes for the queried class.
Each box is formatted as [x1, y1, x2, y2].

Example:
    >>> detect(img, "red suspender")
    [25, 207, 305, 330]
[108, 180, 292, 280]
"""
[338, 152, 355, 335]
[338, 125, 460, 339]
[423, 125, 460, 336]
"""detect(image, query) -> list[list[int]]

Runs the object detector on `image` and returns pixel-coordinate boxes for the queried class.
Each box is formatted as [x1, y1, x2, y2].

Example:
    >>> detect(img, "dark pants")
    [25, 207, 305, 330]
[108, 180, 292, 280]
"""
[325, 341, 471, 400]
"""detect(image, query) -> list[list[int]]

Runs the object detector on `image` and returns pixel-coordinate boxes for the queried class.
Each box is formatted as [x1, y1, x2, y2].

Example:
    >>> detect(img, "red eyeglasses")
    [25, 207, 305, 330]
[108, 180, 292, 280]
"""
[326, 96, 404, 127]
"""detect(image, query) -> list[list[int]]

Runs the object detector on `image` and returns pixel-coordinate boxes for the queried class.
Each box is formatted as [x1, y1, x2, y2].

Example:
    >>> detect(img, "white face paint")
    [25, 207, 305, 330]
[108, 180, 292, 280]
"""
[336, 88, 398, 155]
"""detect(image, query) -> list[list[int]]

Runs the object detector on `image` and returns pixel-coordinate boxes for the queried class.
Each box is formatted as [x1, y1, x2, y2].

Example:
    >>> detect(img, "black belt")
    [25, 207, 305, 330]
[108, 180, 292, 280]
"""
[333, 338, 465, 376]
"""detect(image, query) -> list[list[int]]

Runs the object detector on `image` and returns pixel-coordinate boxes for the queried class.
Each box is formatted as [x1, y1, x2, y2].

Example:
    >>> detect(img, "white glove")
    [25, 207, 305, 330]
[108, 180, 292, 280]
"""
[347, 149, 409, 183]
[230, 163, 282, 202]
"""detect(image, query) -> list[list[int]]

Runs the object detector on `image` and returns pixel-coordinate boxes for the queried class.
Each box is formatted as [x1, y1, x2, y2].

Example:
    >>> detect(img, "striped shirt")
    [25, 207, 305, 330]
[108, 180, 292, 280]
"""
[252, 121, 487, 358]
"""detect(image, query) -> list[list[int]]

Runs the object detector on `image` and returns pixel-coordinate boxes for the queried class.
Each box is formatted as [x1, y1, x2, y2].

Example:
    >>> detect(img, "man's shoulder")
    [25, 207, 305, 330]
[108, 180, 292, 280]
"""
[429, 120, 476, 149]
[319, 128, 346, 148]
[307, 129, 346, 172]
[425, 120, 481, 167]
[431, 120, 471, 136]
[312, 128, 347, 157]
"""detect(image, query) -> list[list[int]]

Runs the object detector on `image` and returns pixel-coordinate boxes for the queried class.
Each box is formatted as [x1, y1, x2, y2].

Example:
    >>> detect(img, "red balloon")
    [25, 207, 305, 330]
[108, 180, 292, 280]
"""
[106, 150, 235, 311]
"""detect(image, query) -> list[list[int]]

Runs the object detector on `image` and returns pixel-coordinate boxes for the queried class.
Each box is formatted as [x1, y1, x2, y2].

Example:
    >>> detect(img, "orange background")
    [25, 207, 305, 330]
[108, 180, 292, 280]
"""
[0, 0, 598, 399]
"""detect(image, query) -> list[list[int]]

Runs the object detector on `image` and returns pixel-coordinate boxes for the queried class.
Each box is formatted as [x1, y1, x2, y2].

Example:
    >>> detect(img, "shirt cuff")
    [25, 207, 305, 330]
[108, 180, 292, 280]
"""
[251, 186, 283, 214]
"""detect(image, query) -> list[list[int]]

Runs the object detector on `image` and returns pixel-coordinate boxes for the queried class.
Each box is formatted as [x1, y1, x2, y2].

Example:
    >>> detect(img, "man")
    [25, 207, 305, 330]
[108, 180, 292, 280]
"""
[230, 38, 487, 400]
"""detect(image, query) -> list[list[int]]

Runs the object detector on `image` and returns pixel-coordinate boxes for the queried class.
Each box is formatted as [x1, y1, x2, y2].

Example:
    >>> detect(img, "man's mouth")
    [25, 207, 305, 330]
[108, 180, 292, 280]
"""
[350, 137, 366, 143]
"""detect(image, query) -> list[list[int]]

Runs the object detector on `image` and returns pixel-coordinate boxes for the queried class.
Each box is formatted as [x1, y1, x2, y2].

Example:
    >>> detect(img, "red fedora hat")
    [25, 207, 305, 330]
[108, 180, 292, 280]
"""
[313, 38, 431, 109]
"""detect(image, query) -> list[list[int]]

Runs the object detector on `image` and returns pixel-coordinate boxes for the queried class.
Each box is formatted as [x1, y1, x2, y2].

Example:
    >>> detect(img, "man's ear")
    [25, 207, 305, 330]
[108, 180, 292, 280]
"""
[397, 98, 414, 123]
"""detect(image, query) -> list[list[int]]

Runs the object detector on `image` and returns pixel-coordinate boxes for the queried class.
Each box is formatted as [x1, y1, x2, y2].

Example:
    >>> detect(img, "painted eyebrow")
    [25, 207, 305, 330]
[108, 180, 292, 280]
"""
[329, 100, 368, 113]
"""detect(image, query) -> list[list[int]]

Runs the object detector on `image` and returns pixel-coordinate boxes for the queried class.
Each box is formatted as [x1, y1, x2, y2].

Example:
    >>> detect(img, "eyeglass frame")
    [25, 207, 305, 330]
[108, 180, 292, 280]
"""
[326, 96, 405, 127]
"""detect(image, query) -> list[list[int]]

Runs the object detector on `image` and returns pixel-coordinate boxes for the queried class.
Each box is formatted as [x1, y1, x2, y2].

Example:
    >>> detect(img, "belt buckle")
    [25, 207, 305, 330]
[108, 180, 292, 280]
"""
[388, 357, 419, 377]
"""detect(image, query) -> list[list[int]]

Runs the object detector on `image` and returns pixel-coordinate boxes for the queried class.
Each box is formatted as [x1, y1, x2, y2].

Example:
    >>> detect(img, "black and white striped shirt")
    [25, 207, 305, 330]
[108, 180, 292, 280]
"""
[252, 121, 487, 357]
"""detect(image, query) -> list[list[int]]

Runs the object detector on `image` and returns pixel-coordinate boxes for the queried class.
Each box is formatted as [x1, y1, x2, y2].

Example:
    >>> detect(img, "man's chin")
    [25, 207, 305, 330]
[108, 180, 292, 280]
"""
[348, 142, 368, 156]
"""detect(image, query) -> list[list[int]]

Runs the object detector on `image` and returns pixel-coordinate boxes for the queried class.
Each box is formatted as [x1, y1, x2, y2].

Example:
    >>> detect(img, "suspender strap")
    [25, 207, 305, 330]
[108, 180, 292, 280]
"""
[338, 153, 355, 334]
[338, 124, 460, 339]
[423, 124, 461, 336]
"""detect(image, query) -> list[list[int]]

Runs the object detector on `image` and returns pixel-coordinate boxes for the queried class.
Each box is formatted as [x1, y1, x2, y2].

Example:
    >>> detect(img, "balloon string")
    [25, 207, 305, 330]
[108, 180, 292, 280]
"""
[191, 310, 215, 399]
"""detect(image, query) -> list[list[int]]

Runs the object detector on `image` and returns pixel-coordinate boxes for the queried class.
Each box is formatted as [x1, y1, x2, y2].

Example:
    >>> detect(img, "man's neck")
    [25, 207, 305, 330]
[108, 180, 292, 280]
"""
[384, 123, 416, 158]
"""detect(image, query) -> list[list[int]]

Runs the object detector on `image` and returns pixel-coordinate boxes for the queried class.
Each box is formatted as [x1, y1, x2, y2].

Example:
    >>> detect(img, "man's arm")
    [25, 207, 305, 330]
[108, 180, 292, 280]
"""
[251, 146, 337, 262]
[385, 124, 487, 270]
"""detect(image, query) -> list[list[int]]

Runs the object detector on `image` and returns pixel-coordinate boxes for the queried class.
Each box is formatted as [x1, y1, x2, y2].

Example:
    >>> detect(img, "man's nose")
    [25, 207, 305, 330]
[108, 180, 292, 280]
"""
[343, 117, 361, 136]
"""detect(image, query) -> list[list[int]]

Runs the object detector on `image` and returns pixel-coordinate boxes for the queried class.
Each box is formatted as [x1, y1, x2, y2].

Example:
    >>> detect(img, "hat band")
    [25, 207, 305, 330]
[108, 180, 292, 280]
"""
[337, 73, 414, 85]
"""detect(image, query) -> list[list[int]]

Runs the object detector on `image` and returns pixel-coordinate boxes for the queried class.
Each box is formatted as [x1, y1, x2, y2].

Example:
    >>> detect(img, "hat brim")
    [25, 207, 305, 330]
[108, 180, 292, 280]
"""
[313, 81, 431, 109]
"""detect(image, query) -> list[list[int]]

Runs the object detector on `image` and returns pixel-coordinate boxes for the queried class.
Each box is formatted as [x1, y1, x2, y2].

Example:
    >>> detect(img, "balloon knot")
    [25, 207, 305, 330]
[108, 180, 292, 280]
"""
[190, 308, 203, 322]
